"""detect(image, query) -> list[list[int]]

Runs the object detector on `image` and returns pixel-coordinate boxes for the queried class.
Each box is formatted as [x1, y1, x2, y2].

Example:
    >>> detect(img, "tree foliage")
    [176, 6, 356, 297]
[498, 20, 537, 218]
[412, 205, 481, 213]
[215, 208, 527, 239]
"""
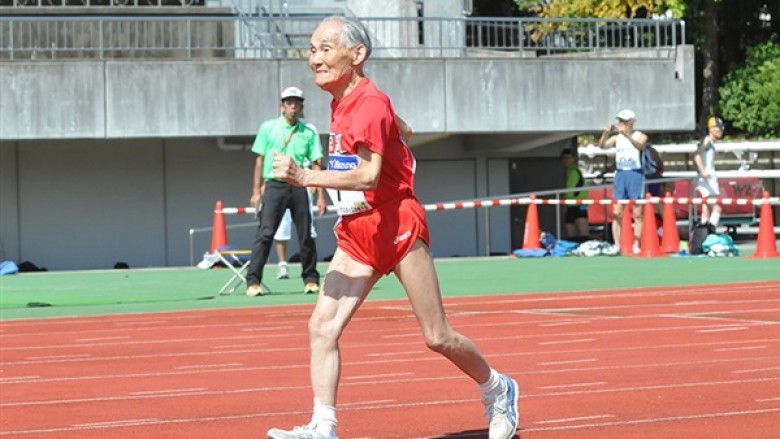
[515, 0, 687, 18]
[718, 41, 780, 137]
[510, 0, 780, 137]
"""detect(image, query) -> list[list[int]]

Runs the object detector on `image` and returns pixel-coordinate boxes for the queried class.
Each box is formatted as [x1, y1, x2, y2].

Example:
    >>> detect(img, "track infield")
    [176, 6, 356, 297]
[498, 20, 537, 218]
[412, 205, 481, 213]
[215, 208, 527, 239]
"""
[1, 281, 779, 438]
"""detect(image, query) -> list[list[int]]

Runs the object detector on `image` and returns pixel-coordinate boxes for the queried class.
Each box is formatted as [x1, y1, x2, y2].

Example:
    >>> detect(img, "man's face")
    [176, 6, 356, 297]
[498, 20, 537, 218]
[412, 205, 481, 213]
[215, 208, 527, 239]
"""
[281, 98, 303, 121]
[617, 118, 634, 130]
[309, 21, 360, 92]
[709, 125, 724, 139]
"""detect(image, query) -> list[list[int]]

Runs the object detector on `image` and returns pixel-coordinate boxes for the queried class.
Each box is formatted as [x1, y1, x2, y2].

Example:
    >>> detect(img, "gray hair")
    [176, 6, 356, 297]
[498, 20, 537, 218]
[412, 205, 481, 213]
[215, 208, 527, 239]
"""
[320, 16, 372, 59]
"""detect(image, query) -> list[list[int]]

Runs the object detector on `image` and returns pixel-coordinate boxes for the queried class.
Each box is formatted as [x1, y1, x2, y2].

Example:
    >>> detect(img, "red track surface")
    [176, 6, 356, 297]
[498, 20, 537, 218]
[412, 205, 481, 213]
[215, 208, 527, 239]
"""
[2, 281, 780, 438]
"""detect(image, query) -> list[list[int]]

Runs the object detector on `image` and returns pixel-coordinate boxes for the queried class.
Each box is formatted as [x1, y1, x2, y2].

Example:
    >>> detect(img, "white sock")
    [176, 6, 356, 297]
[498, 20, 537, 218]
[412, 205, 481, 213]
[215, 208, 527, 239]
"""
[477, 368, 503, 400]
[312, 399, 337, 435]
[709, 211, 720, 227]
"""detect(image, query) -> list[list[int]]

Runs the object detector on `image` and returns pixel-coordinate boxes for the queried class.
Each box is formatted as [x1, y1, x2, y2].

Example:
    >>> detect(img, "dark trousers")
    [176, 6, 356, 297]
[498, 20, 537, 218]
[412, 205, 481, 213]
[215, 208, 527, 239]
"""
[246, 181, 319, 286]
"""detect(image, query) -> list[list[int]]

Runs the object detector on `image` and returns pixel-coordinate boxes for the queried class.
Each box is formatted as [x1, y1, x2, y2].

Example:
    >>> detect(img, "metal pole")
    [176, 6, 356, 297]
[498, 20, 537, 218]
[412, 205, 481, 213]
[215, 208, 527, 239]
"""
[554, 193, 561, 240]
[189, 229, 195, 266]
[484, 207, 491, 256]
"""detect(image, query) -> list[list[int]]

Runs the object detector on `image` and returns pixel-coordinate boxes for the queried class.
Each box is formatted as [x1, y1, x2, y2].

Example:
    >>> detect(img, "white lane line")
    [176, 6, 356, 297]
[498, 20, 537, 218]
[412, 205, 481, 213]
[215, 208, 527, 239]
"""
[0, 375, 40, 383]
[340, 400, 396, 407]
[1, 399, 478, 435]
[697, 326, 748, 333]
[6, 333, 780, 368]
[733, 366, 780, 374]
[756, 396, 780, 402]
[210, 343, 269, 349]
[130, 388, 207, 396]
[529, 376, 780, 398]
[4, 311, 777, 352]
[114, 320, 168, 326]
[175, 363, 242, 370]
[0, 280, 772, 332]
[25, 354, 91, 360]
[2, 375, 778, 410]
[712, 345, 768, 352]
[519, 408, 780, 433]
[538, 358, 598, 366]
[539, 320, 594, 327]
[1, 334, 282, 352]
[673, 300, 720, 305]
[241, 326, 298, 332]
[538, 339, 595, 346]
[73, 336, 131, 342]
[366, 351, 424, 357]
[535, 414, 616, 424]
[3, 354, 779, 387]
[537, 382, 607, 390]
[344, 373, 414, 381]
[73, 418, 161, 428]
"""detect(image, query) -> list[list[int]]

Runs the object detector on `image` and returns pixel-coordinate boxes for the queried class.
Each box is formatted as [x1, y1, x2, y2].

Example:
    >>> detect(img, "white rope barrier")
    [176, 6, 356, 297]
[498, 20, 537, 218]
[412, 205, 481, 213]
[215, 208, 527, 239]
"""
[578, 140, 780, 157]
[583, 169, 780, 180]
[216, 195, 779, 215]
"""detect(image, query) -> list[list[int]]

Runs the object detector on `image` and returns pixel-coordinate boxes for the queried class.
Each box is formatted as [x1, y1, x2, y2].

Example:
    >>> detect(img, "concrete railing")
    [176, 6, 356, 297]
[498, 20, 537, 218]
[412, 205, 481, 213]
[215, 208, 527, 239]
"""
[0, 15, 685, 60]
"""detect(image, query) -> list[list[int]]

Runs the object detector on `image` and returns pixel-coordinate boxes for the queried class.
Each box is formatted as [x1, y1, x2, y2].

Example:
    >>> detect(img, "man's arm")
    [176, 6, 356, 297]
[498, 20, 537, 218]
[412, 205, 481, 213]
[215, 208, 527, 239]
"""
[310, 160, 328, 215]
[273, 145, 382, 192]
[693, 137, 711, 178]
[599, 124, 617, 148]
[624, 131, 649, 150]
[396, 115, 413, 144]
[250, 155, 265, 209]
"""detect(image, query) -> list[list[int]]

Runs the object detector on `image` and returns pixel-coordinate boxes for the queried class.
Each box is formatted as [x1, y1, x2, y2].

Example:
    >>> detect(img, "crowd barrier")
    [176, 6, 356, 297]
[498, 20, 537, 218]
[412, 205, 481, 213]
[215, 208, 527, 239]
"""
[204, 193, 779, 262]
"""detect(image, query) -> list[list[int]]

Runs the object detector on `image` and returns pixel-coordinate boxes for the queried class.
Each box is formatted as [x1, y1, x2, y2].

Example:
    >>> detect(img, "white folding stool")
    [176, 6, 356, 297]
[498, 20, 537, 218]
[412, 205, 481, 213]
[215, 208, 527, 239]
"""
[216, 250, 271, 296]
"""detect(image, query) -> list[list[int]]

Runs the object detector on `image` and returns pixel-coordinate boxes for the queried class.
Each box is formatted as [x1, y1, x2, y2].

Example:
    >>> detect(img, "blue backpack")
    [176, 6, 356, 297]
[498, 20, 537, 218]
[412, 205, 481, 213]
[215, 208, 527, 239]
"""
[643, 146, 660, 177]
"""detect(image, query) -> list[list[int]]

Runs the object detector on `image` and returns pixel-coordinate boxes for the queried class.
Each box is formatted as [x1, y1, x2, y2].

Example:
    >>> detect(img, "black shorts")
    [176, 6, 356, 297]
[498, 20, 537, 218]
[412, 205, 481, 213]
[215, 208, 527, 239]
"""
[565, 206, 588, 223]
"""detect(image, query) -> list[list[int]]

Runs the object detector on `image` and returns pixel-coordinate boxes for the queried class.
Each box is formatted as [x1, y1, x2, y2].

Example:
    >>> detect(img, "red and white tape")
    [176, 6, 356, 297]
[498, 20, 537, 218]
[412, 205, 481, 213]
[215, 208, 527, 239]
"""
[217, 195, 778, 215]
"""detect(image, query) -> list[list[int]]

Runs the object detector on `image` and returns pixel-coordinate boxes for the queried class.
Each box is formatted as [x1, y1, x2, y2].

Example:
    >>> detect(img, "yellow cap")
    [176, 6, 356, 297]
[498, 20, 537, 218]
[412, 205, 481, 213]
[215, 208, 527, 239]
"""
[707, 117, 724, 129]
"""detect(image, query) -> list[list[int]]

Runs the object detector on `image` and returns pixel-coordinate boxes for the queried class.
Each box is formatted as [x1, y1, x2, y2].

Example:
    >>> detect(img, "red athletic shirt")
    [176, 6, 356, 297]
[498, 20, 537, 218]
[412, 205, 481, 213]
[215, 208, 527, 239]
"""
[326, 78, 415, 215]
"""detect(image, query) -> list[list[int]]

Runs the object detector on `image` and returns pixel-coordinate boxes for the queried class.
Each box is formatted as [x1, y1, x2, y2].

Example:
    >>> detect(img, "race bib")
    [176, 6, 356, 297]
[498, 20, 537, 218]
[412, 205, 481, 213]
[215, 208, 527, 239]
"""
[327, 155, 373, 215]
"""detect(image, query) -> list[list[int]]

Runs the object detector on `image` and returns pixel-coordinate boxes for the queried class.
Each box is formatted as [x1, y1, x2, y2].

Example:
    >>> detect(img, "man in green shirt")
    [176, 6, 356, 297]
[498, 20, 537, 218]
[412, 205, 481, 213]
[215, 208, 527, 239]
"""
[246, 86, 327, 296]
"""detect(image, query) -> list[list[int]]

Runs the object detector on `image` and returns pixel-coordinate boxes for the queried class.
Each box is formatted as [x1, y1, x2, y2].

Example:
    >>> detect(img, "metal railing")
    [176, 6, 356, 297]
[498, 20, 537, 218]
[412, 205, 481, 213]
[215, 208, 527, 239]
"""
[0, 15, 685, 60]
[1, 0, 202, 6]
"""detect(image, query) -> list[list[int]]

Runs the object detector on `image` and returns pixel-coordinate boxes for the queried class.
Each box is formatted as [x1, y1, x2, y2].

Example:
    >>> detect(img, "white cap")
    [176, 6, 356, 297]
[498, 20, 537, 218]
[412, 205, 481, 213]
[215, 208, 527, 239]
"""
[281, 86, 304, 101]
[616, 109, 635, 121]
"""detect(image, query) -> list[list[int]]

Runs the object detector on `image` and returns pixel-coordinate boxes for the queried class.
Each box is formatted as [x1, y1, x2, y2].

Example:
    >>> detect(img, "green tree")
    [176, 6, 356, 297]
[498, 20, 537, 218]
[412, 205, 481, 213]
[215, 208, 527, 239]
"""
[684, 0, 778, 131]
[718, 41, 780, 137]
[511, 0, 780, 135]
[515, 0, 686, 18]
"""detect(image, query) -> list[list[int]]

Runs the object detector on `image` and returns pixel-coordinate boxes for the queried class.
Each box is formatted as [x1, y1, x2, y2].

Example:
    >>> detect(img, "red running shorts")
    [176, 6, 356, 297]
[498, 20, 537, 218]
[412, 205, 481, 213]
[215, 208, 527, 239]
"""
[335, 196, 431, 275]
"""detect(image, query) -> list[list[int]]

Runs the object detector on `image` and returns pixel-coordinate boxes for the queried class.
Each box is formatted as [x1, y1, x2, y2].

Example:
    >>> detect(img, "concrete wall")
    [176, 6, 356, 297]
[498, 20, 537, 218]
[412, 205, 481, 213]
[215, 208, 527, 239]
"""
[0, 46, 696, 140]
[0, 135, 522, 269]
[0, 46, 696, 269]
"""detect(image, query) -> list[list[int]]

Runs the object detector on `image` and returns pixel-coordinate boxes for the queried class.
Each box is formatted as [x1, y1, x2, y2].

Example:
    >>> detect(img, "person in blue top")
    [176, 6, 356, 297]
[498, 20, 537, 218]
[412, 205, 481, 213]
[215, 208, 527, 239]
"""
[246, 86, 327, 296]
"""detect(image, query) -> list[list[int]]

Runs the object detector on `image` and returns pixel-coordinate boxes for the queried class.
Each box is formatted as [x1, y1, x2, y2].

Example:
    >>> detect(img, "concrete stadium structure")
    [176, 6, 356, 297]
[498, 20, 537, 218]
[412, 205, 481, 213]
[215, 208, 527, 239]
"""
[0, 1, 695, 270]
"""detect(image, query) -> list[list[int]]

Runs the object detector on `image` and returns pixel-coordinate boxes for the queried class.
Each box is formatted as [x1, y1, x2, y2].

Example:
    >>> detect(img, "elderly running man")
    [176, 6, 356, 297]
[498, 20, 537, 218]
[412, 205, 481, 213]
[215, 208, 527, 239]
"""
[266, 15, 519, 439]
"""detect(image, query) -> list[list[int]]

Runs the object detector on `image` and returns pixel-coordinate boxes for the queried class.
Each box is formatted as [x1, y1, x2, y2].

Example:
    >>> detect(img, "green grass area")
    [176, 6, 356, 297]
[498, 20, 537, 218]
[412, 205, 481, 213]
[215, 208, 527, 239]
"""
[1, 256, 778, 320]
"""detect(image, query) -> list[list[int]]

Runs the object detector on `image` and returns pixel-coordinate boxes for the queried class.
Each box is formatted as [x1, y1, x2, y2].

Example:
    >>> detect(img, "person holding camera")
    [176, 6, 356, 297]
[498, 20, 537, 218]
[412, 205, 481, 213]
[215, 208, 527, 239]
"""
[598, 109, 649, 254]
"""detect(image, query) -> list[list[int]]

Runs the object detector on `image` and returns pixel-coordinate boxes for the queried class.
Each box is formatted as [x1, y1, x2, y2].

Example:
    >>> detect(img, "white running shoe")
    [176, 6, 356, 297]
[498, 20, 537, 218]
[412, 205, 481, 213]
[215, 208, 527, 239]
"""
[483, 374, 519, 439]
[277, 263, 289, 280]
[267, 423, 337, 439]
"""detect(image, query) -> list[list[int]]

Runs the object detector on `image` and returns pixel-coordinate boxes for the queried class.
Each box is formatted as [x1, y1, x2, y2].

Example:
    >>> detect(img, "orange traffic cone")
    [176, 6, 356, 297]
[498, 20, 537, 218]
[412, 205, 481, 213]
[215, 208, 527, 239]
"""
[660, 192, 680, 253]
[210, 200, 228, 254]
[522, 195, 540, 249]
[620, 202, 634, 255]
[638, 195, 664, 257]
[750, 192, 779, 258]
